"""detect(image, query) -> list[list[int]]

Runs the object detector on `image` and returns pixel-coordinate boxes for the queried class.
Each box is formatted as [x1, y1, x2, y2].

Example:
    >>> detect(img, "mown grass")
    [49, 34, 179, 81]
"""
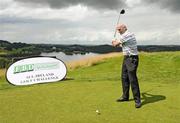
[0, 52, 180, 123]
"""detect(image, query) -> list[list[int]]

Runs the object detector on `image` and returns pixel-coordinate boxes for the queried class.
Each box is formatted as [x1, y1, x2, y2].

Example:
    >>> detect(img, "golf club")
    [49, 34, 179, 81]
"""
[114, 9, 125, 38]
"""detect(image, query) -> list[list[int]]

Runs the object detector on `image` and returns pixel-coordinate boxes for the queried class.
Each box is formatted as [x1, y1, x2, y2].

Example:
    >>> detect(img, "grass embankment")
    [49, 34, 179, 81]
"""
[0, 52, 180, 123]
[66, 52, 121, 70]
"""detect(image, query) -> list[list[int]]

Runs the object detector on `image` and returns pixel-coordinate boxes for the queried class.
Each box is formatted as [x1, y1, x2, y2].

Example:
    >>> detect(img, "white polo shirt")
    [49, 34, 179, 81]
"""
[119, 30, 138, 56]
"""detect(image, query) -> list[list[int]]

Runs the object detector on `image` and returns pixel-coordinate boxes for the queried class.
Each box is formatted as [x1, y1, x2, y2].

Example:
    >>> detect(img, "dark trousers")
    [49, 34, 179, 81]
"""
[121, 55, 141, 102]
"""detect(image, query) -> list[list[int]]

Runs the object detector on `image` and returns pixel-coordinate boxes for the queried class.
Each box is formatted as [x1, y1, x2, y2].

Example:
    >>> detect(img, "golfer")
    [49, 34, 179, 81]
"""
[112, 24, 141, 108]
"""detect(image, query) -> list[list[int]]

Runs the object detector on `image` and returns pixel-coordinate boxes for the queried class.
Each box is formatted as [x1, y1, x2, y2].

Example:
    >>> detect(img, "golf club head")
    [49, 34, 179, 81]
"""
[120, 9, 125, 14]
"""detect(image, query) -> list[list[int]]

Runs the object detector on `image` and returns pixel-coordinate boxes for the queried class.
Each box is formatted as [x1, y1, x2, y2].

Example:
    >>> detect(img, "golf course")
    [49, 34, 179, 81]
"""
[0, 52, 180, 123]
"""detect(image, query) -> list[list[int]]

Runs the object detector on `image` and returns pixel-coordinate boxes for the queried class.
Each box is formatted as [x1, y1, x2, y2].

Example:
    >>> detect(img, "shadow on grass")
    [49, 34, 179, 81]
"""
[141, 92, 166, 106]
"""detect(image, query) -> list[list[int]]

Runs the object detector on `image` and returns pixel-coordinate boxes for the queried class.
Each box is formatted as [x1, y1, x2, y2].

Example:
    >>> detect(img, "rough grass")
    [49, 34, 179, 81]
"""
[66, 52, 121, 70]
[0, 69, 5, 77]
[0, 52, 180, 123]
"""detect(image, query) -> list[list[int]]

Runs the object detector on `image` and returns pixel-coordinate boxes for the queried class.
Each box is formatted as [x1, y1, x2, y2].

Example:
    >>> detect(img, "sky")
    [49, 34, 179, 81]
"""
[0, 0, 180, 45]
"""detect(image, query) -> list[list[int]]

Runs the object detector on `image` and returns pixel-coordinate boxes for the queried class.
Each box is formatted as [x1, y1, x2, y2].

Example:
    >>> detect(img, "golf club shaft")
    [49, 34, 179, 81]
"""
[114, 12, 121, 38]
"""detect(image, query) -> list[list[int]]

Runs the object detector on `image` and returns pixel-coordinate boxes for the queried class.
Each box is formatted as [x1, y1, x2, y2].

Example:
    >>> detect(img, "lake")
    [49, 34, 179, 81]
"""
[40, 52, 99, 62]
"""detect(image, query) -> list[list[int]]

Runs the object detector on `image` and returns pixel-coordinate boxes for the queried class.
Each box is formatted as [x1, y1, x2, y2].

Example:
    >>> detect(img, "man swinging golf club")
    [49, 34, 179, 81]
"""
[112, 24, 141, 108]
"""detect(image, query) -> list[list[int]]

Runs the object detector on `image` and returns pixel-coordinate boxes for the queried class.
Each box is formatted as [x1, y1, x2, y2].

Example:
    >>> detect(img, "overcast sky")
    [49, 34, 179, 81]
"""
[0, 0, 180, 45]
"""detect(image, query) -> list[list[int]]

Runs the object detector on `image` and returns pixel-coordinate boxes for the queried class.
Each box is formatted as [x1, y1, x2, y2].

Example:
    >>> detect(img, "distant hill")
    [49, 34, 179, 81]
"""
[1, 40, 180, 68]
[1, 40, 180, 54]
[0, 40, 30, 51]
[0, 40, 12, 49]
[138, 45, 180, 52]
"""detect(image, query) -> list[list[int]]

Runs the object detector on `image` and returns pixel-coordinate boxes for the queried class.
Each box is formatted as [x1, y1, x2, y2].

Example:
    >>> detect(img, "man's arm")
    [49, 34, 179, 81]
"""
[112, 39, 122, 47]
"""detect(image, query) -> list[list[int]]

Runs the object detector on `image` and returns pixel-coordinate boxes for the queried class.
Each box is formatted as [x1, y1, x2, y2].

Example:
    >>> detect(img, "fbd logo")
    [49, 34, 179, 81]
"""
[14, 64, 34, 74]
[13, 62, 60, 74]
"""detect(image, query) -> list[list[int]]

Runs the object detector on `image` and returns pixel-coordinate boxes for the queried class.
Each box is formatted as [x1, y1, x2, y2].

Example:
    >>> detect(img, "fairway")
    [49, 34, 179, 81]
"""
[0, 52, 180, 123]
